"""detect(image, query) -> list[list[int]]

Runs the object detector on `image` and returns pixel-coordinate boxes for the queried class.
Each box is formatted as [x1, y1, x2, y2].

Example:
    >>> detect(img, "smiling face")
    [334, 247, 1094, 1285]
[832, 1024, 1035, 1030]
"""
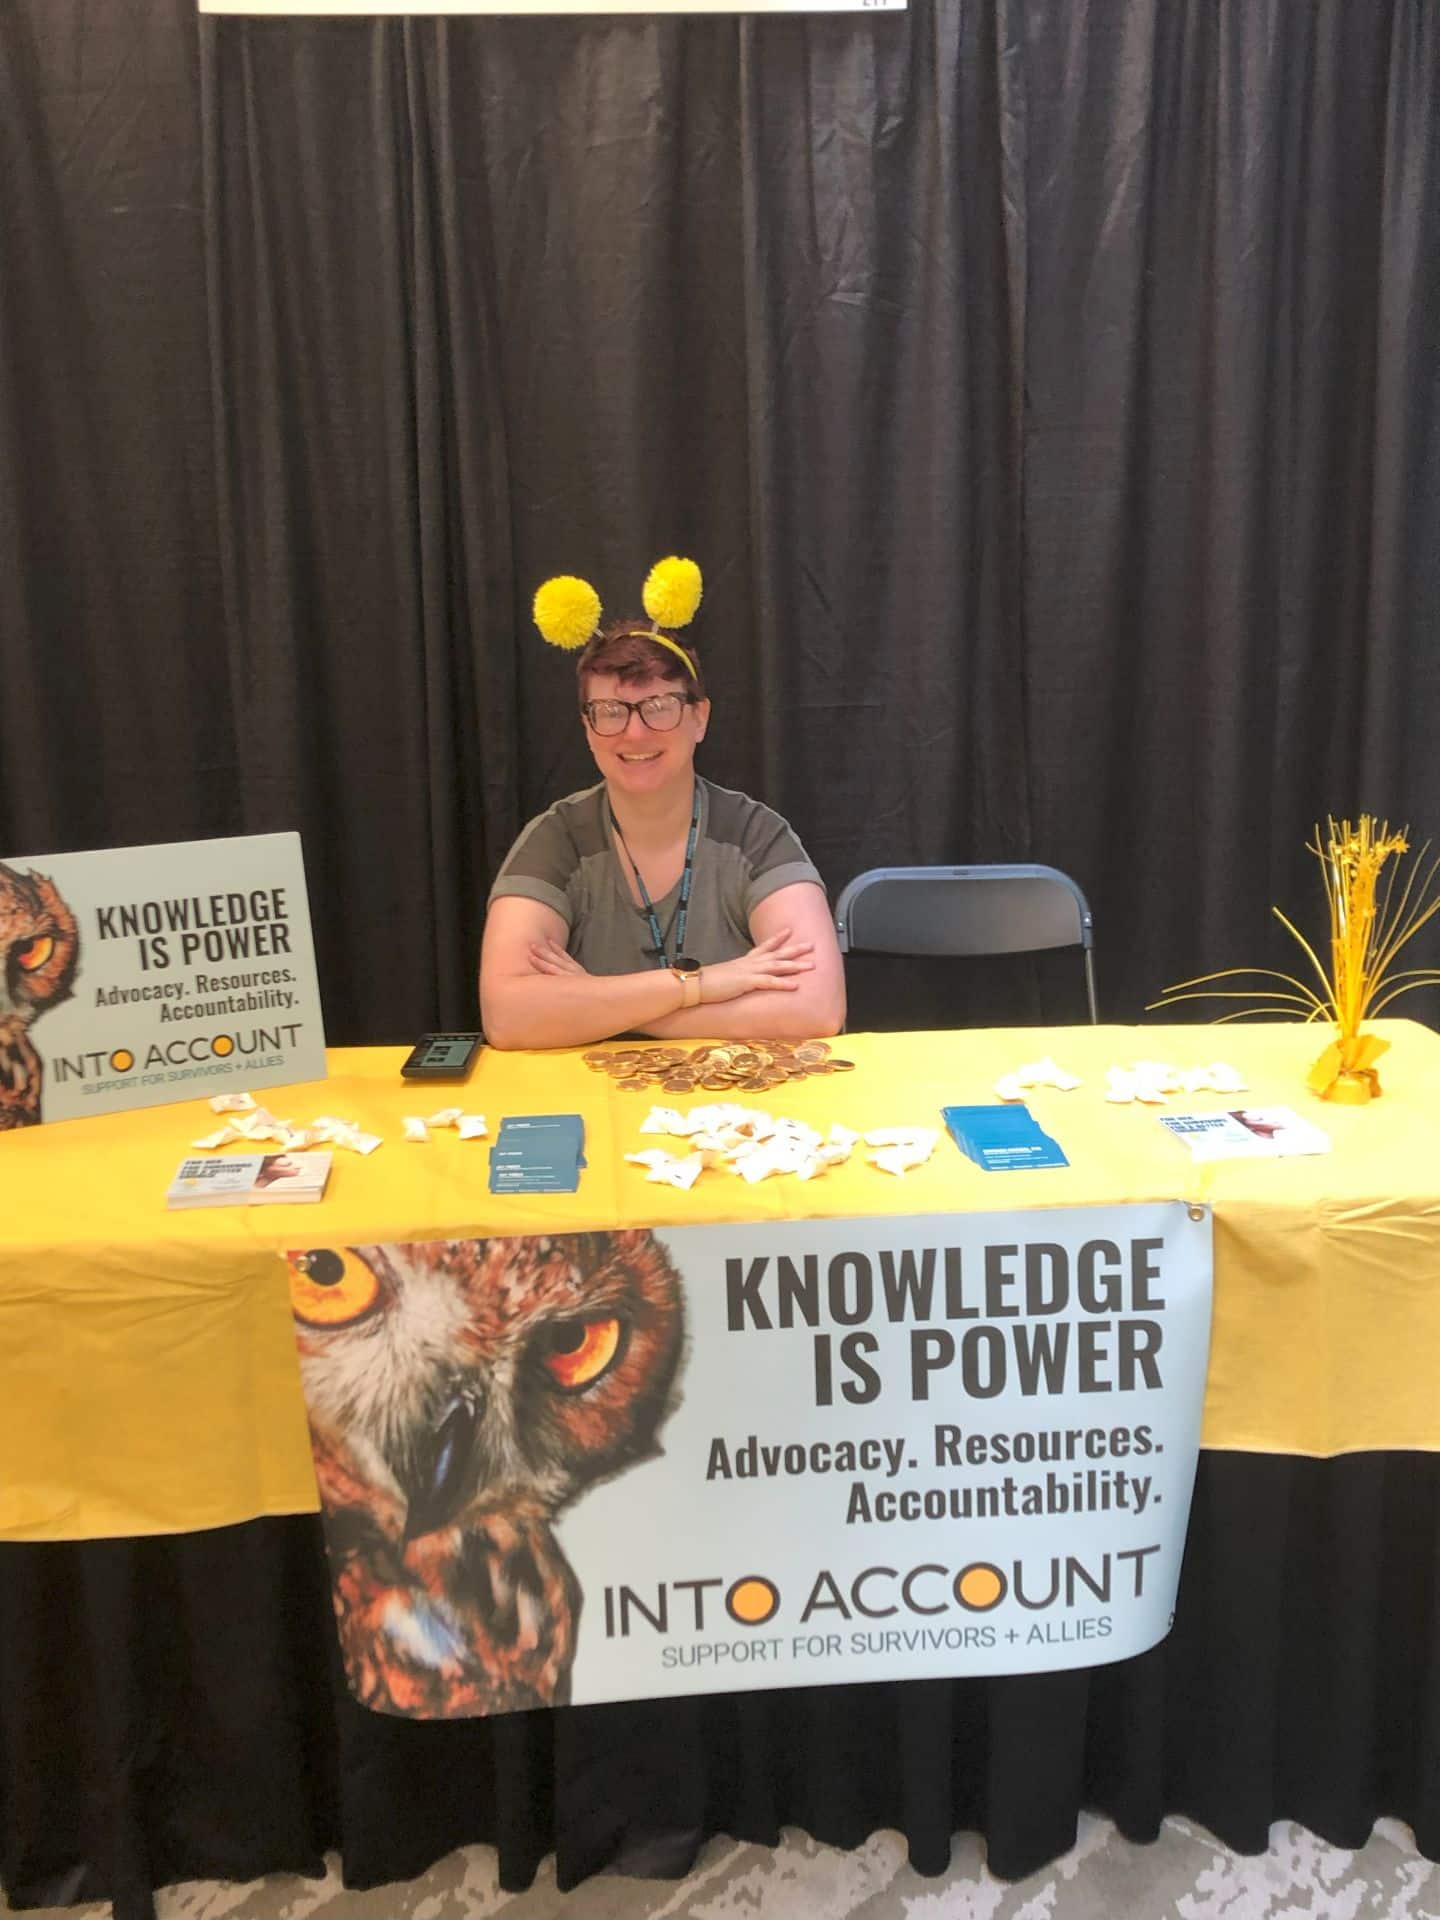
[581, 669, 711, 800]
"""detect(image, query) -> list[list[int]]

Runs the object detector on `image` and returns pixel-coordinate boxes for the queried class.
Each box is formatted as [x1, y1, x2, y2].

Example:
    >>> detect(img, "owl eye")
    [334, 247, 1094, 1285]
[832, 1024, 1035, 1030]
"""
[14, 935, 55, 973]
[287, 1248, 380, 1327]
[540, 1315, 623, 1391]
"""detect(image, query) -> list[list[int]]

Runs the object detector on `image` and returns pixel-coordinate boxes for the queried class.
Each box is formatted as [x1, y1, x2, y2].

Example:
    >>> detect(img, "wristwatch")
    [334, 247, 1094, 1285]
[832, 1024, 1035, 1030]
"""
[670, 956, 702, 1010]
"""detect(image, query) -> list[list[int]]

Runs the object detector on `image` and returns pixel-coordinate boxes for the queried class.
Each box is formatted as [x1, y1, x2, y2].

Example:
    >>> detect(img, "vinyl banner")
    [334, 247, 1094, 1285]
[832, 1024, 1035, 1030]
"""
[287, 1202, 1212, 1717]
[0, 833, 326, 1127]
[201, 3, 904, 13]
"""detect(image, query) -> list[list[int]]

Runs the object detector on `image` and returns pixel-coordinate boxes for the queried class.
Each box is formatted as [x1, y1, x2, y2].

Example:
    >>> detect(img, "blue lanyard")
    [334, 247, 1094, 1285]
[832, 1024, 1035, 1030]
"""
[610, 784, 702, 967]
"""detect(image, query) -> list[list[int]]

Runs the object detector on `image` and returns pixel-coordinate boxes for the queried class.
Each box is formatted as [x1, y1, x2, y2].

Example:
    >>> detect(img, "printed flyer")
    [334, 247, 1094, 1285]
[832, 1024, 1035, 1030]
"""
[287, 1202, 1212, 1717]
[0, 832, 326, 1126]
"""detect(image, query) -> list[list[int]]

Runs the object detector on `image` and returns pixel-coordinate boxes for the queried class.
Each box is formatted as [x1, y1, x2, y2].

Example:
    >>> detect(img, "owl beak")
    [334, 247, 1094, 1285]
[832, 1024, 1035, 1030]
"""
[403, 1389, 482, 1542]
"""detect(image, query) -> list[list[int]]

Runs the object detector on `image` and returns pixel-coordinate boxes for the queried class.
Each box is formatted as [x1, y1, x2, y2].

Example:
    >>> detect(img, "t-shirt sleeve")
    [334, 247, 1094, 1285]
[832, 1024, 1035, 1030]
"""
[487, 808, 577, 927]
[736, 801, 826, 917]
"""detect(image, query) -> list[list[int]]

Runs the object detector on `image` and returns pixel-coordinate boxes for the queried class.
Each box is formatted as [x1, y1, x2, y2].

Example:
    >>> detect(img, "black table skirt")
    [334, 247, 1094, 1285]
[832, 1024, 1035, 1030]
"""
[3, 1453, 1438, 1920]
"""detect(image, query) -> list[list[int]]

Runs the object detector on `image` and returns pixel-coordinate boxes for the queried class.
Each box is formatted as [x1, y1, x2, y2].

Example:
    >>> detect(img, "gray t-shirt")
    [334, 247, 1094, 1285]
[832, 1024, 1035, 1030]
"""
[488, 777, 824, 975]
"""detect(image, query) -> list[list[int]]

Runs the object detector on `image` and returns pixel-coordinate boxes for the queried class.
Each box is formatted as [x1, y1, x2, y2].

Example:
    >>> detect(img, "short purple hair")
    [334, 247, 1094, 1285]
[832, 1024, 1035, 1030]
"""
[576, 620, 705, 704]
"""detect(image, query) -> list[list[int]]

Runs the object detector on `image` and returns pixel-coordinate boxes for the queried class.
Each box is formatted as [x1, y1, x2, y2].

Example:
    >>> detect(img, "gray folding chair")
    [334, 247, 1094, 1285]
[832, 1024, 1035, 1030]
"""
[833, 864, 1098, 1022]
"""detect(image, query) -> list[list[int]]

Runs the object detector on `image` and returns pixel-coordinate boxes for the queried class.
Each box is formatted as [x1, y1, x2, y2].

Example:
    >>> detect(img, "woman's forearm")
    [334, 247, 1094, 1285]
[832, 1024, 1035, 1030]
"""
[482, 968, 685, 1050]
[639, 978, 845, 1041]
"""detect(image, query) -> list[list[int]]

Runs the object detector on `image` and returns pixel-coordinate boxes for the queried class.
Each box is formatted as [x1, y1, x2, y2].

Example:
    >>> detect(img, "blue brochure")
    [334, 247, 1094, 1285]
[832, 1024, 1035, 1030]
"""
[489, 1113, 587, 1194]
[941, 1103, 1069, 1171]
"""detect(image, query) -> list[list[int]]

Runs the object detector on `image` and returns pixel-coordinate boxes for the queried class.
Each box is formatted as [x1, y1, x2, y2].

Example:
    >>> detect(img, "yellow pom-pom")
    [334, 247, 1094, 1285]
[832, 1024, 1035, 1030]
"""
[533, 575, 601, 651]
[642, 556, 703, 632]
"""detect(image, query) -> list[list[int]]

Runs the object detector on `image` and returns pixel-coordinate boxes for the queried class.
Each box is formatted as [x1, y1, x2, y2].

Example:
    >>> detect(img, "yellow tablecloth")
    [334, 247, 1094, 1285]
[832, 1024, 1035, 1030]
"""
[4, 1021, 1440, 1541]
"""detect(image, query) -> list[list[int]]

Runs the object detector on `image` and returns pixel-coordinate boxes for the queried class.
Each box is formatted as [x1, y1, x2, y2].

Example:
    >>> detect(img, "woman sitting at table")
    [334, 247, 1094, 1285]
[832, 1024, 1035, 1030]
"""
[480, 558, 845, 1051]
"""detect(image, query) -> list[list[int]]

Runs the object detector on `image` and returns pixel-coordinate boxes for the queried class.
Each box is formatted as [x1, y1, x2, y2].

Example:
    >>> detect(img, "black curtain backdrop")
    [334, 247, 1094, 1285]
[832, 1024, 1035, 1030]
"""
[2, 0, 1438, 1042]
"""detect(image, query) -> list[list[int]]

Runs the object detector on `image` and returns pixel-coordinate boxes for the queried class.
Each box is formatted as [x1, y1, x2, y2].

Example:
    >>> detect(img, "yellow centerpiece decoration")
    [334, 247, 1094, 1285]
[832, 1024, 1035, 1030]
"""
[1152, 816, 1440, 1103]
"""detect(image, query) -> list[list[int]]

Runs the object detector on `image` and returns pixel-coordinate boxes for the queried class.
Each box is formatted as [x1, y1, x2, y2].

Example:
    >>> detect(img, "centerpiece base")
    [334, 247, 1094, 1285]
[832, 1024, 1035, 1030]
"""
[1307, 1033, 1390, 1103]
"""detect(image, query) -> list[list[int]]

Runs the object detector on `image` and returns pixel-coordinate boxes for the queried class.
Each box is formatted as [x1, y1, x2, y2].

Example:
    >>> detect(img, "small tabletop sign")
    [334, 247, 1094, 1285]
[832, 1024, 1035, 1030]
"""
[0, 832, 327, 1129]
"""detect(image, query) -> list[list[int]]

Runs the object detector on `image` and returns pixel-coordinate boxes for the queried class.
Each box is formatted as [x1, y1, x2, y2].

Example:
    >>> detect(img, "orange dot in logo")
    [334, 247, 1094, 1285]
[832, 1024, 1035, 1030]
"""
[954, 1563, 1006, 1612]
[211, 1034, 234, 1057]
[110, 1049, 135, 1073]
[726, 1576, 780, 1626]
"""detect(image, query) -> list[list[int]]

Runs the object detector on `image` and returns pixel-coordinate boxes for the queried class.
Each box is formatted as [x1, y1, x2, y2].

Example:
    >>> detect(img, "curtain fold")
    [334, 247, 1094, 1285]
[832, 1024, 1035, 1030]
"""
[1019, 0, 1440, 1016]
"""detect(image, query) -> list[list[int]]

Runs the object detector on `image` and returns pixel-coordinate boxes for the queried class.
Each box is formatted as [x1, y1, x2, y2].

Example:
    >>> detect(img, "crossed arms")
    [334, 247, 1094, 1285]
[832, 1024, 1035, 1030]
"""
[479, 881, 846, 1051]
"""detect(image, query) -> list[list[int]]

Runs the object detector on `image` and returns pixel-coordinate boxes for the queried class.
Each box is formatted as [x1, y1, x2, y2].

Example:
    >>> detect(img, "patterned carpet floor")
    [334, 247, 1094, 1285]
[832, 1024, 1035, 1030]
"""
[6, 1816, 1437, 1920]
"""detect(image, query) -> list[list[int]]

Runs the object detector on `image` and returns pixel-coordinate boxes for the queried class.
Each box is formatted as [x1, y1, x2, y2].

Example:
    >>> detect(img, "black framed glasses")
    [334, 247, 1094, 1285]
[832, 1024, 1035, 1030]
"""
[581, 692, 697, 737]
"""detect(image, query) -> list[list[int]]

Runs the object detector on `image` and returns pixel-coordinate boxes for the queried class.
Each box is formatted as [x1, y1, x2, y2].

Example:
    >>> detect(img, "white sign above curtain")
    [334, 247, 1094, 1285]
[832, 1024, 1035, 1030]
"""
[200, 2, 905, 14]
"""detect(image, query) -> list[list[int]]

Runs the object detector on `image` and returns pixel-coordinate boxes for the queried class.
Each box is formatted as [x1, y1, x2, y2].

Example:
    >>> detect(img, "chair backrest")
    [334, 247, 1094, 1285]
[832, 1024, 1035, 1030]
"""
[833, 864, 1098, 1021]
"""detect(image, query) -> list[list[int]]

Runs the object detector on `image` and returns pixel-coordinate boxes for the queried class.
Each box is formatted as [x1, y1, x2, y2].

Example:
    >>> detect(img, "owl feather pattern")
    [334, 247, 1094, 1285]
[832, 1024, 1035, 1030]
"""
[290, 1231, 684, 1717]
[0, 861, 80, 1129]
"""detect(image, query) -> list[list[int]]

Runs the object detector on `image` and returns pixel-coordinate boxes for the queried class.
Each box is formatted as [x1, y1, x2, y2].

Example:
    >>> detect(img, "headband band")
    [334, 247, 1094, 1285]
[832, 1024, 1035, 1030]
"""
[533, 556, 704, 667]
[638, 629, 699, 681]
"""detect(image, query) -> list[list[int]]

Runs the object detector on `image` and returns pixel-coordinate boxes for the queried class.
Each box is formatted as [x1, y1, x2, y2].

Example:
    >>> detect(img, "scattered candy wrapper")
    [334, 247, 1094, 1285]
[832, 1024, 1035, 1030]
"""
[309, 1117, 384, 1155]
[623, 1151, 706, 1190]
[993, 1057, 1083, 1101]
[208, 1092, 259, 1114]
[863, 1127, 939, 1175]
[193, 1110, 383, 1155]
[630, 1106, 932, 1187]
[401, 1111, 487, 1143]
[1104, 1061, 1248, 1105]
[191, 1107, 297, 1146]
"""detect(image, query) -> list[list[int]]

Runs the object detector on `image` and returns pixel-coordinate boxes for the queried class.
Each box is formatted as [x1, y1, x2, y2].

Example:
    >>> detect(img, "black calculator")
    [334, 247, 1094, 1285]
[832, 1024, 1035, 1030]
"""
[400, 1032, 484, 1081]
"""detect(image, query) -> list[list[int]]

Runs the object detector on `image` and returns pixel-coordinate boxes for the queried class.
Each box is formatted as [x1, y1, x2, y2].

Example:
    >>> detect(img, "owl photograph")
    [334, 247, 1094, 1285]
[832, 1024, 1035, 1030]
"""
[0, 860, 80, 1130]
[288, 1230, 685, 1718]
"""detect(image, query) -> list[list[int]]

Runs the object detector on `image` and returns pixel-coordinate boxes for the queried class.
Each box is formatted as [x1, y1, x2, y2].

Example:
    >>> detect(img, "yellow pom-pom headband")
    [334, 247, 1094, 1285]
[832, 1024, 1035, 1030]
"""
[643, 556, 703, 630]
[533, 557, 703, 679]
[532, 575, 601, 652]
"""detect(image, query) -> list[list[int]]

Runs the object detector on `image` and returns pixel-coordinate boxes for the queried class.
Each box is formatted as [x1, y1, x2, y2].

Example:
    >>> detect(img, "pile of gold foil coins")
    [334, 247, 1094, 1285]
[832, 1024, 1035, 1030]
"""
[582, 1039, 856, 1095]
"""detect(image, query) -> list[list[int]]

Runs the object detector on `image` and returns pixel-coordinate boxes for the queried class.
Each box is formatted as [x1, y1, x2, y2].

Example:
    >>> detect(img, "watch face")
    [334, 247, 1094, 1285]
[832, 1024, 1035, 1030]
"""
[673, 957, 701, 974]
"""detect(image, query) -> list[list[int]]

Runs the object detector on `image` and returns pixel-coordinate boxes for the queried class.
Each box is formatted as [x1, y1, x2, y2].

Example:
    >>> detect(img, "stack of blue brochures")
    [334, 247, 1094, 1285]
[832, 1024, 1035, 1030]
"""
[489, 1114, 586, 1194]
[941, 1104, 1069, 1171]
